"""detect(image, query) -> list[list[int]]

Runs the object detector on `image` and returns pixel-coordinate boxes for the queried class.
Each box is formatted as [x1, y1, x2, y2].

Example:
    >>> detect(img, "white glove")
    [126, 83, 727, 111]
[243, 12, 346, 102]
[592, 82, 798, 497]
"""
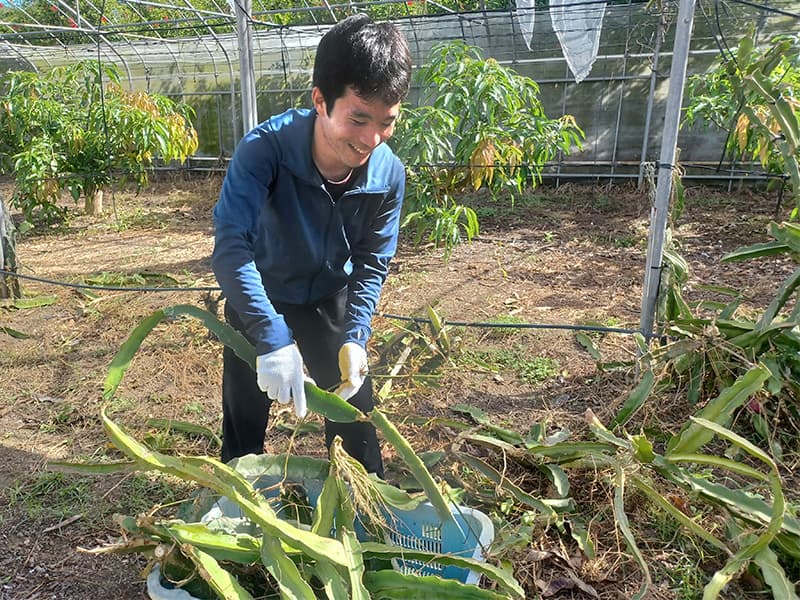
[334, 342, 368, 401]
[256, 344, 308, 418]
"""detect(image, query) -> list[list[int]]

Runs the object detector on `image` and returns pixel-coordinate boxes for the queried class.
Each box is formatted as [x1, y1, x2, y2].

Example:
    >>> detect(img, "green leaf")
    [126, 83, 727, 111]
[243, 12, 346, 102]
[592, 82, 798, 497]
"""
[674, 474, 800, 539]
[419, 451, 445, 469]
[362, 542, 524, 599]
[312, 468, 338, 538]
[561, 516, 595, 558]
[181, 544, 256, 600]
[103, 305, 360, 423]
[146, 418, 222, 448]
[689, 417, 777, 473]
[227, 453, 330, 483]
[666, 453, 768, 482]
[612, 466, 651, 599]
[666, 365, 771, 455]
[542, 464, 570, 498]
[369, 476, 426, 511]
[609, 370, 655, 429]
[630, 434, 655, 464]
[306, 384, 362, 423]
[364, 570, 510, 599]
[456, 452, 557, 519]
[576, 332, 601, 360]
[5, 295, 58, 309]
[0, 326, 31, 338]
[585, 409, 629, 449]
[164, 523, 262, 564]
[342, 530, 370, 600]
[369, 408, 457, 529]
[756, 267, 800, 332]
[101, 410, 350, 566]
[523, 440, 617, 462]
[103, 309, 166, 400]
[752, 545, 800, 600]
[259, 533, 316, 599]
[688, 419, 786, 600]
[102, 305, 257, 401]
[721, 241, 791, 262]
[631, 475, 730, 554]
[164, 305, 256, 366]
[451, 404, 523, 444]
[313, 561, 350, 599]
[47, 460, 138, 474]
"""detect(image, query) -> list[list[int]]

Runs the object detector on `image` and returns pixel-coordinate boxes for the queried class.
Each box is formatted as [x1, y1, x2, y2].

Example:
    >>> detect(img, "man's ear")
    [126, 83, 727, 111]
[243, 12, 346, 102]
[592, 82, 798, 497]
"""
[311, 87, 327, 116]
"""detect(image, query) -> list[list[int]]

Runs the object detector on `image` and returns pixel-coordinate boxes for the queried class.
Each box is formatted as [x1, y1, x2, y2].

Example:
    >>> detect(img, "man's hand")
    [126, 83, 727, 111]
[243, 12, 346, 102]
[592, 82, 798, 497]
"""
[256, 344, 308, 418]
[334, 342, 368, 401]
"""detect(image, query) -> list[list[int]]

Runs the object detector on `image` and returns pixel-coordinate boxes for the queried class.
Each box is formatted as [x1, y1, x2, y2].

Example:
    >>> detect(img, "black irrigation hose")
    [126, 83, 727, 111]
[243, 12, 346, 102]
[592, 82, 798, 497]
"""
[0, 269, 220, 293]
[378, 312, 653, 338]
[0, 268, 657, 338]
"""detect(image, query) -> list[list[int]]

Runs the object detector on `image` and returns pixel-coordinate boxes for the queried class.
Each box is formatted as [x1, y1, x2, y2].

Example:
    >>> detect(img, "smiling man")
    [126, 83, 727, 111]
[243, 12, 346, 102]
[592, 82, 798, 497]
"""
[211, 14, 412, 477]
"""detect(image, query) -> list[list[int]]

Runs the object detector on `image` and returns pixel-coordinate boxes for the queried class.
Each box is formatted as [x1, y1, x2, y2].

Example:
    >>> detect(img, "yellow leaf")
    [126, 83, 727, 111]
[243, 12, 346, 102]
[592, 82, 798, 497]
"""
[736, 113, 749, 152]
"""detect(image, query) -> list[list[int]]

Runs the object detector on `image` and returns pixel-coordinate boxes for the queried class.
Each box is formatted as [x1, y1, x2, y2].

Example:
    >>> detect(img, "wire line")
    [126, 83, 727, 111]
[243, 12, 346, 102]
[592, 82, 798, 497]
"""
[0, 268, 654, 337]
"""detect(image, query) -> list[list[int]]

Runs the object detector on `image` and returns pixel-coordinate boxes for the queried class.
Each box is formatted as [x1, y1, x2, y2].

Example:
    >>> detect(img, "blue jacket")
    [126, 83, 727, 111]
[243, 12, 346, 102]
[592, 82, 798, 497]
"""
[212, 108, 405, 356]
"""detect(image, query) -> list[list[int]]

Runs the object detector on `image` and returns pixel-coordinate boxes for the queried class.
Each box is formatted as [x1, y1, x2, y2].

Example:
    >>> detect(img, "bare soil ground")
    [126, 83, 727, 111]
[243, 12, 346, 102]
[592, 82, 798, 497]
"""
[0, 175, 794, 600]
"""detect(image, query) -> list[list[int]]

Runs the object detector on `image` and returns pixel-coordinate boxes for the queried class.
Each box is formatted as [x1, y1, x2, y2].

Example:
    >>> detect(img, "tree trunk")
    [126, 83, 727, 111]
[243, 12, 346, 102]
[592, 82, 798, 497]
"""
[0, 193, 21, 299]
[84, 188, 104, 215]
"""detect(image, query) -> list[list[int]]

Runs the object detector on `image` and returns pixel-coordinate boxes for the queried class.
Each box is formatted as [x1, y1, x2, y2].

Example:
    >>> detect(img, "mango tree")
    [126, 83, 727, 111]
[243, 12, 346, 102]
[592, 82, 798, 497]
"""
[391, 41, 583, 254]
[0, 60, 198, 225]
[684, 31, 800, 212]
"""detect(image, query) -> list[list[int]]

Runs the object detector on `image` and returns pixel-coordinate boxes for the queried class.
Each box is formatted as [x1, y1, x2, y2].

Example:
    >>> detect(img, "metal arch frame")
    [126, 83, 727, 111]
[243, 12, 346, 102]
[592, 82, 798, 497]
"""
[52, 0, 137, 85]
[79, 0, 153, 88]
[0, 4, 61, 70]
[177, 0, 239, 156]
[117, 0, 186, 90]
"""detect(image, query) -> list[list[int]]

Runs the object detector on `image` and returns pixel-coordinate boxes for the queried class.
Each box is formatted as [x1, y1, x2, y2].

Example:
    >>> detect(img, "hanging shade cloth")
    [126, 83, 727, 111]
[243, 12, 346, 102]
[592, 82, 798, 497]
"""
[515, 0, 536, 50]
[549, 0, 606, 83]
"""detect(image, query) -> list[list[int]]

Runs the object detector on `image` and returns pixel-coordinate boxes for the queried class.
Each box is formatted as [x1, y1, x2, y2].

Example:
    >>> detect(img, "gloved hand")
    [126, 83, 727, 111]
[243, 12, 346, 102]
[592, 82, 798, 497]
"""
[334, 342, 368, 401]
[256, 344, 308, 418]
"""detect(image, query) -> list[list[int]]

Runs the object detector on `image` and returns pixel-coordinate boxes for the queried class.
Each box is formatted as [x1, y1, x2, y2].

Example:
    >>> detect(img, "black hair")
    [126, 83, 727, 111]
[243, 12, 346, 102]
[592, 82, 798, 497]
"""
[313, 14, 412, 112]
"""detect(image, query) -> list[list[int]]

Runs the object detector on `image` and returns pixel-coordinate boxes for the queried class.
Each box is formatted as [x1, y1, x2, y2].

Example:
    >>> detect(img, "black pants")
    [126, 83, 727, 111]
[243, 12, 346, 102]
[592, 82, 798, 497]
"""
[221, 287, 384, 477]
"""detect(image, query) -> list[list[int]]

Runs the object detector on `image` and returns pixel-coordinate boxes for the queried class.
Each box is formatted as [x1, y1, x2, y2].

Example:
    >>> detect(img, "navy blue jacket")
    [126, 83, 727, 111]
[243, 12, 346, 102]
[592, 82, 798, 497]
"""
[211, 108, 405, 356]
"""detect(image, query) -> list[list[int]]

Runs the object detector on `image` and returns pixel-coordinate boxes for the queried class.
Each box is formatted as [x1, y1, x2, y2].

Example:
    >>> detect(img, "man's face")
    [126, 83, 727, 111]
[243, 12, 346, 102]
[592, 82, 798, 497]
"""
[312, 86, 400, 174]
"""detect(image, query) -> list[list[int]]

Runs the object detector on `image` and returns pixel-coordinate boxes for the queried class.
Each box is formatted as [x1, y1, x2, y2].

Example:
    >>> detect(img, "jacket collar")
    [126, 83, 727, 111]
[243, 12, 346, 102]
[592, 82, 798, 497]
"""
[278, 108, 391, 194]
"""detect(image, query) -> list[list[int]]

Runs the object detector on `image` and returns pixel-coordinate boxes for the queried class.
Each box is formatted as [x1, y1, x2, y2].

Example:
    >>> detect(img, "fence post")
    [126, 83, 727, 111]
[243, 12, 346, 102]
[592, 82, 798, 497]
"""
[0, 193, 21, 299]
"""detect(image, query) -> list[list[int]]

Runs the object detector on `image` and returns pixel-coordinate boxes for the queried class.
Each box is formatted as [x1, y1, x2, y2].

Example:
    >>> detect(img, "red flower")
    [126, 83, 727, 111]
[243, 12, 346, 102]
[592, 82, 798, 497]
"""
[68, 17, 77, 27]
[50, 5, 57, 11]
[101, 15, 108, 23]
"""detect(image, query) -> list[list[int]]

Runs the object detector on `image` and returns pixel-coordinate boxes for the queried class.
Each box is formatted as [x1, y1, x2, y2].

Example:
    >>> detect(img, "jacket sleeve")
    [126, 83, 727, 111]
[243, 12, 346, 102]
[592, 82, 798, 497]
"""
[211, 131, 294, 356]
[342, 158, 405, 348]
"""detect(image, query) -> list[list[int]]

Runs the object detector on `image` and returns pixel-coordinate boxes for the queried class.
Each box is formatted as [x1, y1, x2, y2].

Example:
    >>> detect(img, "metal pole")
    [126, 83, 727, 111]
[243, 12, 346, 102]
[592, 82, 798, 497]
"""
[235, 0, 258, 137]
[0, 195, 20, 299]
[639, 0, 696, 338]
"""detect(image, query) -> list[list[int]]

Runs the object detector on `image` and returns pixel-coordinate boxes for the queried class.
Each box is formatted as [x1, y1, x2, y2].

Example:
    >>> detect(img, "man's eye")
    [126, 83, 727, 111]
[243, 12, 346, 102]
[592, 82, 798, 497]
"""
[351, 120, 366, 126]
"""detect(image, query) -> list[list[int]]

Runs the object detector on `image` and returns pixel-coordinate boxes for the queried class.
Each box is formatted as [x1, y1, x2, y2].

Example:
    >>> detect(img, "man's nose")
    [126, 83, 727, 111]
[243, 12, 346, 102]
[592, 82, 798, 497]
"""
[360, 128, 384, 149]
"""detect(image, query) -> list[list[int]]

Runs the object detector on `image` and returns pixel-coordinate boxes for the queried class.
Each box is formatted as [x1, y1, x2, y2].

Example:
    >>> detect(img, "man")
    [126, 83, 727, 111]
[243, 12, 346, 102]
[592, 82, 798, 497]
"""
[211, 14, 412, 478]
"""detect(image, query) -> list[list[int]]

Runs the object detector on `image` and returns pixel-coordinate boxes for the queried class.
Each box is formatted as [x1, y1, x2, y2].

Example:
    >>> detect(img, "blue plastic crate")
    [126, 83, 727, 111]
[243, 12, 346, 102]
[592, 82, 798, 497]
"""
[202, 474, 494, 584]
[381, 501, 494, 585]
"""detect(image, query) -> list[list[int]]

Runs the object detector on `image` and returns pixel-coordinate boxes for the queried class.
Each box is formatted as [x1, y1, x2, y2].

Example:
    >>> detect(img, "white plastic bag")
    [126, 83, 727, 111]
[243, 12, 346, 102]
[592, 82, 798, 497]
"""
[549, 0, 606, 83]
